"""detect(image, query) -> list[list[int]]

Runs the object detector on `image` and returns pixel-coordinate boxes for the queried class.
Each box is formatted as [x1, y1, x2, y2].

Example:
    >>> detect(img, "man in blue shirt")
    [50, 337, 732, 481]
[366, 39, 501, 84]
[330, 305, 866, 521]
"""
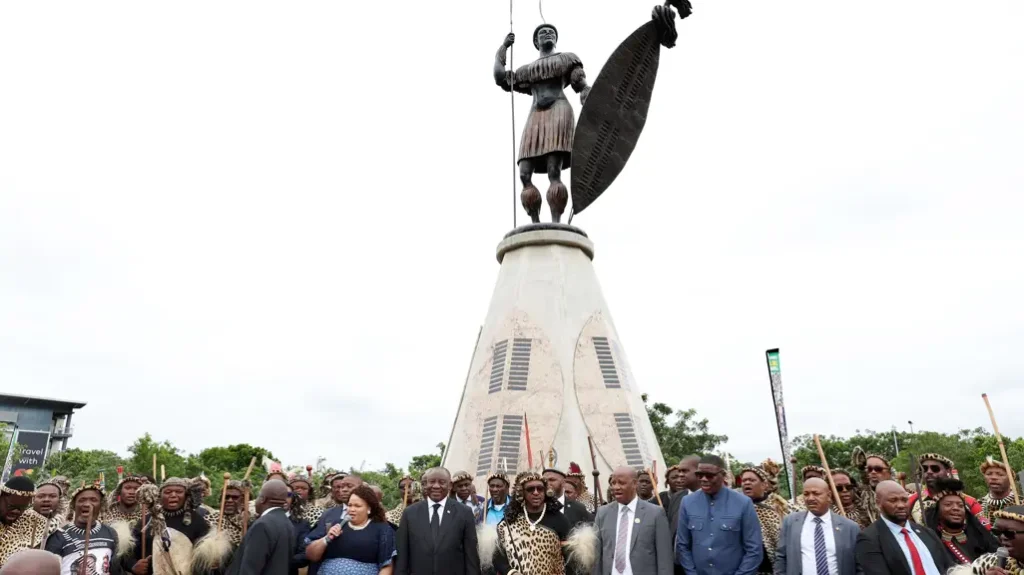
[484, 472, 511, 525]
[676, 454, 763, 575]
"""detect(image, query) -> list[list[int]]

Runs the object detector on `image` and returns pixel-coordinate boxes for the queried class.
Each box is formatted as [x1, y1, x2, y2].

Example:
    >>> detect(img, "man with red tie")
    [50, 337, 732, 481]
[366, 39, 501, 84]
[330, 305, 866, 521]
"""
[855, 480, 954, 575]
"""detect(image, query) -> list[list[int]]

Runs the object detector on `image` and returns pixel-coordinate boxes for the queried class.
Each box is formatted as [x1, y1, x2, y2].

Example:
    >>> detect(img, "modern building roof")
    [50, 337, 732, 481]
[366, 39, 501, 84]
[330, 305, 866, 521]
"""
[0, 393, 87, 411]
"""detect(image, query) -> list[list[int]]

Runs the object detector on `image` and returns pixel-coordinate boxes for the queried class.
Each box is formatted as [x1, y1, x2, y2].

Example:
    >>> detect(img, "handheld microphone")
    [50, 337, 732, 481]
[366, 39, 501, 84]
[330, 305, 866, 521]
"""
[996, 547, 1009, 569]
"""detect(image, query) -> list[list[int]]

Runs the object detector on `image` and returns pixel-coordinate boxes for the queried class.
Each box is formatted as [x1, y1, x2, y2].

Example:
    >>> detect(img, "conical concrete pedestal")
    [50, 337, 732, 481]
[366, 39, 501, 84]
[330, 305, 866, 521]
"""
[442, 224, 664, 493]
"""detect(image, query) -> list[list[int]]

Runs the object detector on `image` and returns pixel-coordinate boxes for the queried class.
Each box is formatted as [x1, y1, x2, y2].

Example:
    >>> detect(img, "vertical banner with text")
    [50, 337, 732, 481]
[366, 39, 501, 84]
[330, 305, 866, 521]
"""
[765, 349, 795, 499]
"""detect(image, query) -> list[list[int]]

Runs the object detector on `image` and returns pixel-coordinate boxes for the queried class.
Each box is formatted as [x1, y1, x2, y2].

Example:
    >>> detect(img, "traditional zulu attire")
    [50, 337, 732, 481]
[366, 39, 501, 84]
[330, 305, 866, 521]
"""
[384, 476, 420, 527]
[126, 478, 210, 575]
[45, 483, 129, 575]
[979, 456, 1016, 525]
[827, 470, 869, 529]
[971, 506, 1024, 574]
[497, 35, 587, 171]
[452, 471, 485, 524]
[0, 476, 49, 564]
[102, 475, 146, 525]
[909, 453, 988, 528]
[288, 476, 325, 527]
[190, 475, 217, 517]
[741, 461, 794, 574]
[36, 477, 70, 538]
[192, 480, 253, 575]
[850, 450, 891, 525]
[792, 465, 826, 510]
[490, 471, 594, 575]
[922, 479, 999, 566]
[565, 462, 596, 513]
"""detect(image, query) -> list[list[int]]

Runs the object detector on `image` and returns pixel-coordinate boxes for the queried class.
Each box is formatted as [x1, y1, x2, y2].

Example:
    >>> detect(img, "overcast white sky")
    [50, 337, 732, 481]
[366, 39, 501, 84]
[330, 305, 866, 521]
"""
[2, 1, 1022, 472]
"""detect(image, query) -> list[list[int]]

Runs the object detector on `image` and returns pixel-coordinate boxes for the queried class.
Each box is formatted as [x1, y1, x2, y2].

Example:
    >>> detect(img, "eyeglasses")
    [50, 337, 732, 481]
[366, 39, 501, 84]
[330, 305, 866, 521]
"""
[922, 464, 944, 473]
[835, 485, 855, 492]
[524, 485, 546, 494]
[695, 472, 722, 479]
[866, 466, 888, 473]
[992, 528, 1022, 540]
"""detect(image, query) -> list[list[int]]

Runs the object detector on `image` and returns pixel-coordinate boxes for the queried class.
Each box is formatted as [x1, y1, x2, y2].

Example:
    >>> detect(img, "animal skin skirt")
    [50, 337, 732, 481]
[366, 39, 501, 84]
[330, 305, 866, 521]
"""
[518, 97, 574, 170]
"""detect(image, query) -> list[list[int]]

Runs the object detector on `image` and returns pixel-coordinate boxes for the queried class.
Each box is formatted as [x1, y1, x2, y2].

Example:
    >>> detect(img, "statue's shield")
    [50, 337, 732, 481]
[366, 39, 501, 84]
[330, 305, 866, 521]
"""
[571, 20, 661, 216]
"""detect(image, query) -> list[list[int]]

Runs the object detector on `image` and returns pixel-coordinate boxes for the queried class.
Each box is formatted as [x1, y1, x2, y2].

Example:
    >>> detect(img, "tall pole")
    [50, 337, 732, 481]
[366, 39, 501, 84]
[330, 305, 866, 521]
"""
[891, 426, 900, 457]
[765, 349, 795, 500]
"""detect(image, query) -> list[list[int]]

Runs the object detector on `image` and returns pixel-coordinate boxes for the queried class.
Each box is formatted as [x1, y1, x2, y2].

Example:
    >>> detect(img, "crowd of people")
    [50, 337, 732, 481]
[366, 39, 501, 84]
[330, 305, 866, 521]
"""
[0, 447, 1021, 575]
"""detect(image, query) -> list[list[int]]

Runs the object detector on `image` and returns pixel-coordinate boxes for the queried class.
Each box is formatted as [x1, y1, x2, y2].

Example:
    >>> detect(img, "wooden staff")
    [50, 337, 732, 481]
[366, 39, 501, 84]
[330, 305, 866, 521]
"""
[218, 472, 231, 532]
[152, 454, 157, 480]
[240, 457, 257, 539]
[982, 393, 1020, 504]
[813, 434, 846, 516]
[79, 504, 94, 575]
[403, 480, 410, 508]
[140, 503, 147, 560]
[160, 464, 166, 483]
[648, 460, 664, 508]
[587, 436, 604, 506]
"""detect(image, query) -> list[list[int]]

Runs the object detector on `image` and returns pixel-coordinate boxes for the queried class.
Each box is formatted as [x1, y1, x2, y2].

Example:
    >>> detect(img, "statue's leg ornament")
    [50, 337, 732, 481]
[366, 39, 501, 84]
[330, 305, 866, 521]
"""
[520, 160, 542, 223]
[545, 154, 568, 224]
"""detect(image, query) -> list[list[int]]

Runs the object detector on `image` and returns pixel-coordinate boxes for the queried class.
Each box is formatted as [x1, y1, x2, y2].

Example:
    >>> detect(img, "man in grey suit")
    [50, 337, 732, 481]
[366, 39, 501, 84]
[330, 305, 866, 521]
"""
[593, 466, 673, 575]
[775, 478, 859, 575]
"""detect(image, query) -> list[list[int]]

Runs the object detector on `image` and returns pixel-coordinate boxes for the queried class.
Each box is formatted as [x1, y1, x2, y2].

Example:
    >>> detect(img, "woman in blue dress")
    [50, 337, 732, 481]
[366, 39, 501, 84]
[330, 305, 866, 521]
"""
[305, 484, 396, 575]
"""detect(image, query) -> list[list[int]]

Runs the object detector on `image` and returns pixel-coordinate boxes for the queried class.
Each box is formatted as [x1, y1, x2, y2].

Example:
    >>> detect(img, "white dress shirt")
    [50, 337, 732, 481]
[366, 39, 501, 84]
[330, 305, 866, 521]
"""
[613, 497, 638, 575]
[800, 511, 839, 575]
[429, 497, 449, 526]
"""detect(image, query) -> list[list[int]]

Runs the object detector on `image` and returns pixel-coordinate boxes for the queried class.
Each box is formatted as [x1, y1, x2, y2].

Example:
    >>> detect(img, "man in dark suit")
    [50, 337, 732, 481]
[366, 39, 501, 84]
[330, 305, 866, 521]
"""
[776, 478, 860, 575]
[668, 455, 701, 575]
[542, 468, 594, 528]
[395, 467, 480, 575]
[855, 480, 953, 575]
[593, 466, 673, 575]
[226, 479, 295, 575]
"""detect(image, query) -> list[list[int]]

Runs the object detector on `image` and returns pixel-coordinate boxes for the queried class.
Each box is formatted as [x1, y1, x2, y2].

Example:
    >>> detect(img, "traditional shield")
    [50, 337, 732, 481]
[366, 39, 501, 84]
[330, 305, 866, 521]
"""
[570, 20, 661, 216]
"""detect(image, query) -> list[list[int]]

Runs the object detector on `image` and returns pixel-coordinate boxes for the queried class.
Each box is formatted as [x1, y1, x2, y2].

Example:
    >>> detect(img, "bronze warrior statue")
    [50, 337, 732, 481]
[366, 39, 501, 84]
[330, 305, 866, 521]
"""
[494, 24, 590, 224]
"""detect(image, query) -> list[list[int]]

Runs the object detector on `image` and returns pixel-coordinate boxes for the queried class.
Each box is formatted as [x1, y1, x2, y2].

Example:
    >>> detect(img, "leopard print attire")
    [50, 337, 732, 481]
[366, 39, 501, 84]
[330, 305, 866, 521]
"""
[980, 493, 1015, 526]
[0, 509, 49, 564]
[497, 515, 565, 575]
[973, 553, 1022, 574]
[204, 510, 248, 546]
[300, 504, 325, 526]
[385, 503, 406, 527]
[855, 487, 881, 524]
[575, 492, 596, 514]
[752, 499, 789, 573]
[102, 503, 142, 525]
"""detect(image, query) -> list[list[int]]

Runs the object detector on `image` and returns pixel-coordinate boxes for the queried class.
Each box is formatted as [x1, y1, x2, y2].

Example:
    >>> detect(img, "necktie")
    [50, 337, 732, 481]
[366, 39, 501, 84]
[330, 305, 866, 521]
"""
[900, 528, 927, 575]
[614, 505, 630, 573]
[813, 517, 829, 575]
[430, 503, 441, 540]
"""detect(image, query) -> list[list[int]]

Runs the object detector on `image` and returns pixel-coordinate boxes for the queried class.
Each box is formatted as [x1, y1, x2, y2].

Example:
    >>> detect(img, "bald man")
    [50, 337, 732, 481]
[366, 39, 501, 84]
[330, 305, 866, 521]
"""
[0, 549, 60, 575]
[854, 480, 953, 575]
[225, 479, 294, 575]
[776, 477, 860, 575]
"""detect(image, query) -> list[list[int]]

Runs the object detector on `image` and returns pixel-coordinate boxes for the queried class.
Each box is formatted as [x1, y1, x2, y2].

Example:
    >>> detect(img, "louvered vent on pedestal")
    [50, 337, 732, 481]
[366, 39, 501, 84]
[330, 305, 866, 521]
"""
[488, 340, 508, 394]
[507, 338, 532, 391]
[614, 412, 644, 467]
[475, 416, 499, 476]
[593, 336, 620, 388]
[497, 415, 524, 474]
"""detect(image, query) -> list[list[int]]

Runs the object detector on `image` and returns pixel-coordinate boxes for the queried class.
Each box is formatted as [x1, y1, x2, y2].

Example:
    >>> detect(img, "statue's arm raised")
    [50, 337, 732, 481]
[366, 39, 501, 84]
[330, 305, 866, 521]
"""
[493, 33, 516, 91]
[570, 65, 591, 106]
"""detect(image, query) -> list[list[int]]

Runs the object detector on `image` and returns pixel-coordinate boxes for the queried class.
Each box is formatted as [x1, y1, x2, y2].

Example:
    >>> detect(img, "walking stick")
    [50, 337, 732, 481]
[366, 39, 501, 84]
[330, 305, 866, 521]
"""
[140, 503, 147, 560]
[240, 457, 257, 539]
[152, 455, 157, 481]
[587, 436, 604, 506]
[649, 460, 664, 508]
[218, 472, 231, 532]
[813, 434, 845, 516]
[79, 504, 94, 575]
[983, 393, 1020, 504]
[160, 465, 165, 483]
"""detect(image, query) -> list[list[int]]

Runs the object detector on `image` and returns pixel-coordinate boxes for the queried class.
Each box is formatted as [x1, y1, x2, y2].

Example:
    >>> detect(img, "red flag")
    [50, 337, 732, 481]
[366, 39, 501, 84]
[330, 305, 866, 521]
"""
[524, 413, 533, 470]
